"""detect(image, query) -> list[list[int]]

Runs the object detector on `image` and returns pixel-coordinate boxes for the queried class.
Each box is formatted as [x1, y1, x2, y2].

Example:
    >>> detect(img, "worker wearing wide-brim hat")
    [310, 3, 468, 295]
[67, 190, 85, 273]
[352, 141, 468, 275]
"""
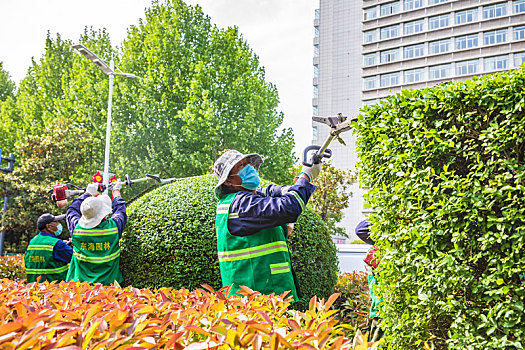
[65, 181, 127, 285]
[25, 213, 72, 283]
[213, 149, 321, 302]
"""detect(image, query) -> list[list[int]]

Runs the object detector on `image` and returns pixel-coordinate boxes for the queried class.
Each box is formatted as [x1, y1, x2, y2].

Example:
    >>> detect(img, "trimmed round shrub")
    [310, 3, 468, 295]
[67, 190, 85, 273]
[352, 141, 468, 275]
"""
[120, 175, 338, 309]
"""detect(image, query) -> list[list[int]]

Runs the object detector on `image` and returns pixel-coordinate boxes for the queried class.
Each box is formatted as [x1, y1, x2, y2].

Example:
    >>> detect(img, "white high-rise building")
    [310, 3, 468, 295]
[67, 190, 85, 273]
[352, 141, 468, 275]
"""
[314, 0, 525, 241]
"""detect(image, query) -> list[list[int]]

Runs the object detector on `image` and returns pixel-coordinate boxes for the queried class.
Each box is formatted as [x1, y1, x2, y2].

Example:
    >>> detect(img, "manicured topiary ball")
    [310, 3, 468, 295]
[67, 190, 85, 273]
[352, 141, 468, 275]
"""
[120, 174, 338, 308]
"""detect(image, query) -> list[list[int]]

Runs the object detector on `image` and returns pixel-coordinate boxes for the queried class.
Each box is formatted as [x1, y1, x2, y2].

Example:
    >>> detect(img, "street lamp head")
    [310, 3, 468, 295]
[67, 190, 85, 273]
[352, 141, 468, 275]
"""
[73, 44, 113, 75]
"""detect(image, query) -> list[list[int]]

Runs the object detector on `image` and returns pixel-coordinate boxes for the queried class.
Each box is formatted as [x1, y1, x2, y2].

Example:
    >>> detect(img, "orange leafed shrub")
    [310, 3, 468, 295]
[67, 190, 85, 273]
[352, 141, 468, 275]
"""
[0, 279, 358, 349]
[0, 254, 25, 281]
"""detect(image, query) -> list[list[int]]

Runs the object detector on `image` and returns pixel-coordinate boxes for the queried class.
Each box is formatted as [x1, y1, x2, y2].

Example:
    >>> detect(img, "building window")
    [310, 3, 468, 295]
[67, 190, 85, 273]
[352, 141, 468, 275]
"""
[315, 27, 319, 37]
[429, 39, 451, 54]
[484, 55, 508, 71]
[313, 85, 318, 98]
[404, 0, 423, 11]
[429, 14, 450, 30]
[380, 1, 400, 16]
[428, 0, 449, 4]
[429, 64, 451, 79]
[455, 34, 479, 50]
[364, 7, 377, 20]
[456, 59, 479, 75]
[314, 65, 319, 77]
[364, 29, 377, 43]
[315, 9, 319, 19]
[380, 72, 400, 87]
[456, 8, 478, 24]
[364, 99, 379, 106]
[312, 125, 318, 141]
[404, 19, 425, 35]
[404, 43, 425, 59]
[515, 0, 525, 13]
[483, 3, 507, 19]
[313, 106, 318, 117]
[380, 24, 400, 40]
[514, 26, 525, 40]
[514, 52, 525, 66]
[380, 48, 400, 63]
[484, 29, 508, 45]
[314, 45, 319, 57]
[364, 76, 377, 90]
[364, 53, 377, 66]
[404, 68, 425, 83]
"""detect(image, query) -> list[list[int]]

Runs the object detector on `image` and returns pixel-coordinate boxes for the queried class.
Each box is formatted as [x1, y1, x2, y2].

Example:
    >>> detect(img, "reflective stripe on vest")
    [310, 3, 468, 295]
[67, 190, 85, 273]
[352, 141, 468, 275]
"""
[217, 204, 229, 214]
[26, 265, 69, 275]
[270, 262, 291, 274]
[218, 241, 288, 262]
[73, 250, 120, 264]
[73, 228, 119, 236]
[26, 245, 54, 252]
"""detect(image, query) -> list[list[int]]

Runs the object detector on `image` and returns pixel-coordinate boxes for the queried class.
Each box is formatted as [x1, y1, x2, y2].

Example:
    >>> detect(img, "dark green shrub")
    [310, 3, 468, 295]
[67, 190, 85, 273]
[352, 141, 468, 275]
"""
[356, 69, 525, 349]
[120, 174, 338, 310]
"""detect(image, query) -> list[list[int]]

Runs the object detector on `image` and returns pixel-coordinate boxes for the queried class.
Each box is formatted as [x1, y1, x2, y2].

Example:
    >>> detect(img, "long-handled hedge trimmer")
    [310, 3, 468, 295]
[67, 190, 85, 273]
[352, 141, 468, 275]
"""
[50, 171, 211, 207]
[302, 113, 358, 166]
[49, 171, 158, 208]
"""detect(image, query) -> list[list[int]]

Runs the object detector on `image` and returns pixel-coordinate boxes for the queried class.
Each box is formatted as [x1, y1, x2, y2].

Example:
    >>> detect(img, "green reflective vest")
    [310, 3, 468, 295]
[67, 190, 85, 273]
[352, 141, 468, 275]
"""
[215, 192, 302, 302]
[66, 219, 122, 285]
[368, 271, 382, 318]
[25, 234, 69, 283]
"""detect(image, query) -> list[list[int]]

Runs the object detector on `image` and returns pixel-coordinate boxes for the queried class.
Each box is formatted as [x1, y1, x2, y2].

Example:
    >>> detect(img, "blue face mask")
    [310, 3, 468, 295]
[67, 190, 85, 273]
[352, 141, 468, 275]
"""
[236, 164, 260, 190]
[54, 223, 63, 237]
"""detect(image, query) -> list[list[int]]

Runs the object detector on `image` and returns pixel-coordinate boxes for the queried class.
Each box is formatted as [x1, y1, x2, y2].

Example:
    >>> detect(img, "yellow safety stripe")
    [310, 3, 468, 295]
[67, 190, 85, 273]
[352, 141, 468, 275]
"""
[26, 245, 54, 252]
[289, 191, 305, 211]
[270, 262, 290, 274]
[217, 204, 230, 215]
[218, 241, 288, 263]
[74, 250, 120, 264]
[25, 265, 69, 274]
[73, 228, 118, 236]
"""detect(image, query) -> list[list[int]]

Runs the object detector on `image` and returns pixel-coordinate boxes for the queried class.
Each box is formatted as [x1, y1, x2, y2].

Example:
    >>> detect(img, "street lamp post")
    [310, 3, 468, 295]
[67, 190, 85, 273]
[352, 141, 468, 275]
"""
[73, 44, 140, 192]
[0, 149, 15, 255]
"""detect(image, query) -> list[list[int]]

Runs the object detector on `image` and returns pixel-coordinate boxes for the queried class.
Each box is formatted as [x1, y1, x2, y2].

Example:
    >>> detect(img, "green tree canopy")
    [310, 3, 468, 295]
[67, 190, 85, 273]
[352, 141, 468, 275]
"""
[0, 0, 296, 245]
[114, 0, 295, 183]
[0, 62, 15, 102]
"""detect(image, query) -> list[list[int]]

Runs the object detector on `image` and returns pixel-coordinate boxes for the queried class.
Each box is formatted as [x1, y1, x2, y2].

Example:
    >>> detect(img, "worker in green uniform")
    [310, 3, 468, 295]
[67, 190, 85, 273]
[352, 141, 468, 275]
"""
[356, 219, 383, 342]
[213, 149, 321, 302]
[25, 213, 72, 283]
[65, 180, 127, 285]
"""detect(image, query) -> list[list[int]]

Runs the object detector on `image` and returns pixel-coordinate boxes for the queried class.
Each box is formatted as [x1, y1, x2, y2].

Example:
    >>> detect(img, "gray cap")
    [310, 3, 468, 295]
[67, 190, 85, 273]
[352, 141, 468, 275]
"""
[37, 213, 65, 231]
[214, 150, 263, 198]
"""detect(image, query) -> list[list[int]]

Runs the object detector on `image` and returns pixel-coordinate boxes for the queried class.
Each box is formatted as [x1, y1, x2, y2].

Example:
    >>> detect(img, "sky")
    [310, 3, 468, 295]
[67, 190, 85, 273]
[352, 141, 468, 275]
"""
[0, 0, 318, 159]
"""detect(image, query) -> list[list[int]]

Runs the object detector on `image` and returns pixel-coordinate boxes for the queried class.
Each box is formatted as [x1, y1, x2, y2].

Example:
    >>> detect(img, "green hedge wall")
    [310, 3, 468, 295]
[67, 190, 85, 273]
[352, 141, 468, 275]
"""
[120, 175, 338, 310]
[356, 69, 525, 349]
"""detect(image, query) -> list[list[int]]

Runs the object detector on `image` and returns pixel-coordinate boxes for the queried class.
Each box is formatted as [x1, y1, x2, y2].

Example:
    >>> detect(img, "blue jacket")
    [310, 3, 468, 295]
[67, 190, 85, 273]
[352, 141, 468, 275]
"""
[36, 232, 73, 263]
[227, 177, 316, 236]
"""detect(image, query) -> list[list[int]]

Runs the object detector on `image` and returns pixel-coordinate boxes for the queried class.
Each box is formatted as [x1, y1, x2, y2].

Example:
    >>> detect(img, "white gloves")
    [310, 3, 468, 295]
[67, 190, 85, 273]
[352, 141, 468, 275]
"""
[280, 186, 291, 195]
[112, 180, 122, 191]
[86, 183, 100, 196]
[300, 162, 322, 182]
